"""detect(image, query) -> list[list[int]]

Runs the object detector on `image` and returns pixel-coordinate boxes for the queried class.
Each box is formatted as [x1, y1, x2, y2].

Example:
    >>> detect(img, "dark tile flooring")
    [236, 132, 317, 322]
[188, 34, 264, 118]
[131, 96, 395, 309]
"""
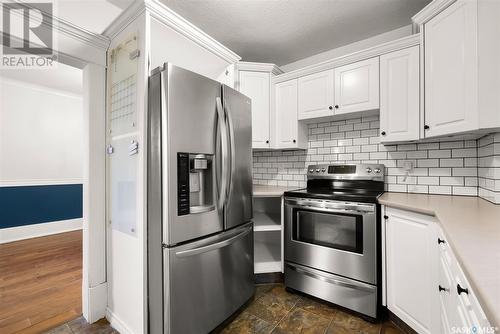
[47, 284, 405, 334]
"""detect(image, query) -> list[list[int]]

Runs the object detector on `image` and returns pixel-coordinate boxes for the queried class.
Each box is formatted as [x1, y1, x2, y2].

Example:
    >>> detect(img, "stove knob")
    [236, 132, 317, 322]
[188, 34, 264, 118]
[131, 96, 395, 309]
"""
[309, 169, 314, 173]
[374, 168, 381, 174]
[315, 169, 321, 173]
[366, 167, 372, 173]
[321, 168, 326, 172]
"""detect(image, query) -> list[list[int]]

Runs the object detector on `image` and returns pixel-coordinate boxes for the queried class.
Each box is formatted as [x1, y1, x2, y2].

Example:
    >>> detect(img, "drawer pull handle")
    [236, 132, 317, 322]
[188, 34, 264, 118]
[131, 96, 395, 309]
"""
[438, 285, 448, 292]
[438, 238, 446, 245]
[457, 284, 469, 295]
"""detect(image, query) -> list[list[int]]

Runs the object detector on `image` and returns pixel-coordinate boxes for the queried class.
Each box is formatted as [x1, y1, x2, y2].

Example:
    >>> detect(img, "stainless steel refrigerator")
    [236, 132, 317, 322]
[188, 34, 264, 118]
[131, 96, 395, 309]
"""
[147, 63, 254, 334]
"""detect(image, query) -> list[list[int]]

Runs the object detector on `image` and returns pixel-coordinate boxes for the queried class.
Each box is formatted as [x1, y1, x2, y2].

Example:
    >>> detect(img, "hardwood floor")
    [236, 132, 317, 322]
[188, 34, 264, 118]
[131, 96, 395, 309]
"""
[0, 230, 83, 334]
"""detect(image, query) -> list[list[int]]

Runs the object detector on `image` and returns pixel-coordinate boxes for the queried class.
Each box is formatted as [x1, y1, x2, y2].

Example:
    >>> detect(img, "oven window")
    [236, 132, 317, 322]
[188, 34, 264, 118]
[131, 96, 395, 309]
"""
[292, 209, 363, 254]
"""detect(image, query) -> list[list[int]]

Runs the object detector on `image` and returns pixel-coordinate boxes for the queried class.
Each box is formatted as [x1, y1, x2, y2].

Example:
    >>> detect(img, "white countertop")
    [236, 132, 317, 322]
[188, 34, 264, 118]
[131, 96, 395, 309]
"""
[253, 184, 297, 197]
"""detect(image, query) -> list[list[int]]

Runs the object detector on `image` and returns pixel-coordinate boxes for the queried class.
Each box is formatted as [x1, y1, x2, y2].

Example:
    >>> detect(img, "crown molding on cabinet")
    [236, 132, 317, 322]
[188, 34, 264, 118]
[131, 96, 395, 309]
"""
[411, 0, 457, 32]
[273, 34, 420, 84]
[103, 0, 241, 64]
[9, 0, 110, 51]
[237, 61, 283, 76]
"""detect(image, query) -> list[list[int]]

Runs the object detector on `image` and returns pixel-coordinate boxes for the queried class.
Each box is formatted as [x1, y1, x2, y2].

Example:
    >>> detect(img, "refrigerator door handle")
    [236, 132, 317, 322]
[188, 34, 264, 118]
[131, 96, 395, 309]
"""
[224, 104, 236, 205]
[174, 225, 252, 258]
[216, 97, 228, 212]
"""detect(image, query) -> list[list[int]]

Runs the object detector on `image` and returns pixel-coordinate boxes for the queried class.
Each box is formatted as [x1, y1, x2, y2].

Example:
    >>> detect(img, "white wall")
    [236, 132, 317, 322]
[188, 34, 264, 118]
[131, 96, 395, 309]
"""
[0, 77, 84, 242]
[280, 25, 412, 72]
[0, 78, 84, 185]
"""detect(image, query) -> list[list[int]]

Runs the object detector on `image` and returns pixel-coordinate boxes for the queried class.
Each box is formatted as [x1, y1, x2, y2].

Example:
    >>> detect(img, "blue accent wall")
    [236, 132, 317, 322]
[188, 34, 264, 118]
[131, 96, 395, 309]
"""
[0, 184, 83, 229]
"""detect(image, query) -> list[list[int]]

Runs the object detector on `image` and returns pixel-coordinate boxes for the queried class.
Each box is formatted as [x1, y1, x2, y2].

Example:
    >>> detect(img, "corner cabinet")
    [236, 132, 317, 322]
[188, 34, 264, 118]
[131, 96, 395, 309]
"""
[379, 46, 420, 143]
[334, 57, 379, 115]
[423, 0, 478, 137]
[385, 207, 440, 334]
[384, 206, 492, 334]
[274, 79, 307, 149]
[239, 70, 272, 149]
[419, 0, 500, 138]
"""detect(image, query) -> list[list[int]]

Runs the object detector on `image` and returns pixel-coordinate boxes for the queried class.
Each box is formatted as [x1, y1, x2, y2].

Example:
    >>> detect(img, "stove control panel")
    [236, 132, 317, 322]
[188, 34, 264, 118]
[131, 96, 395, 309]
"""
[307, 163, 385, 181]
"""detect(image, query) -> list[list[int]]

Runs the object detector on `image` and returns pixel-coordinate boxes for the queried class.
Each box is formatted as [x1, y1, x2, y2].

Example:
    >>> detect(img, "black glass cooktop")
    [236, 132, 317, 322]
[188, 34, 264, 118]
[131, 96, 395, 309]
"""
[284, 180, 385, 203]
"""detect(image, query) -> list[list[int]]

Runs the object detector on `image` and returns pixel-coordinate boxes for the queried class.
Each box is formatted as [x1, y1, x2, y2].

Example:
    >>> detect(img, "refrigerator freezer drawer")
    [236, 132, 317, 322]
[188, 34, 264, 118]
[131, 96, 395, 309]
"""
[164, 222, 254, 334]
[285, 262, 378, 318]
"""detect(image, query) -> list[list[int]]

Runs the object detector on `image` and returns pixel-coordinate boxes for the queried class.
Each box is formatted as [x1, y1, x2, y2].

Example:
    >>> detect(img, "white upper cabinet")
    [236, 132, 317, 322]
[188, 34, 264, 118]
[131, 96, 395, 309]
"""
[380, 46, 420, 143]
[297, 69, 334, 120]
[423, 0, 478, 138]
[239, 71, 271, 149]
[385, 207, 440, 334]
[274, 79, 307, 149]
[334, 57, 379, 115]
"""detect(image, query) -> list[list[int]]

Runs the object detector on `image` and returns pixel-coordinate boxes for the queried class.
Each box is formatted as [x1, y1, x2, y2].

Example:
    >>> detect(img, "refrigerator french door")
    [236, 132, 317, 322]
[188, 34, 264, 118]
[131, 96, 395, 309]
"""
[147, 64, 254, 334]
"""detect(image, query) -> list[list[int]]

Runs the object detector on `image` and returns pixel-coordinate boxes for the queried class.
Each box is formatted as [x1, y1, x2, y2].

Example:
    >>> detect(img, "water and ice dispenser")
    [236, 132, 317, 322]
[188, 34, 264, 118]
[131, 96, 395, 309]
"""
[177, 153, 214, 216]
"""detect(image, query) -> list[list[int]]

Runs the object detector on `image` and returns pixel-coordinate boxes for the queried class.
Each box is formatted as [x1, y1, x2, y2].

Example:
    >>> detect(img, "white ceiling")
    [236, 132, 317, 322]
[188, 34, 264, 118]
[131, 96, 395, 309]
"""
[55, 0, 128, 34]
[162, 0, 431, 66]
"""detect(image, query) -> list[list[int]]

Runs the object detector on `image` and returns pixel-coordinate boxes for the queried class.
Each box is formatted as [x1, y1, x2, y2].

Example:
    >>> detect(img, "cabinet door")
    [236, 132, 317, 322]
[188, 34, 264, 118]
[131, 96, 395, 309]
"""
[297, 69, 334, 120]
[274, 79, 298, 148]
[239, 71, 270, 148]
[424, 0, 478, 137]
[334, 57, 379, 115]
[385, 207, 440, 334]
[380, 46, 420, 143]
[274, 79, 306, 149]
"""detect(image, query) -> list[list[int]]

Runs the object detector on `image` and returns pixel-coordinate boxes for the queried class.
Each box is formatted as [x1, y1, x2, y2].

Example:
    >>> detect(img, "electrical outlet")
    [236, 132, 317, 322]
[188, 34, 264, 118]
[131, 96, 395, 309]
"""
[402, 160, 414, 172]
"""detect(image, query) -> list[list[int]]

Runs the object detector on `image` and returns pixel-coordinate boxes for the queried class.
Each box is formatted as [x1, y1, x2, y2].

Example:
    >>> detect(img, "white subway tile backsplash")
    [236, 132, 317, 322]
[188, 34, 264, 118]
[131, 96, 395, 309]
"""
[478, 133, 500, 204]
[252, 116, 500, 200]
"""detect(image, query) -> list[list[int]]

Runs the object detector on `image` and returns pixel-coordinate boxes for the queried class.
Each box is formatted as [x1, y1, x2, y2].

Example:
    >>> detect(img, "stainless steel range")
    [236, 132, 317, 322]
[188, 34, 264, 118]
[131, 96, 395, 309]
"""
[284, 163, 385, 320]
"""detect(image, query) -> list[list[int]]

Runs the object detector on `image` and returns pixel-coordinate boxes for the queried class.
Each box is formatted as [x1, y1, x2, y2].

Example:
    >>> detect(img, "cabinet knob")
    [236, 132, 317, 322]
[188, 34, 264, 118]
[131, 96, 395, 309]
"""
[293, 139, 296, 143]
[383, 215, 389, 220]
[329, 106, 333, 110]
[457, 284, 469, 295]
[381, 131, 386, 136]
[439, 285, 448, 292]
[266, 140, 269, 144]
[424, 125, 430, 130]
[334, 105, 339, 109]
[438, 238, 446, 245]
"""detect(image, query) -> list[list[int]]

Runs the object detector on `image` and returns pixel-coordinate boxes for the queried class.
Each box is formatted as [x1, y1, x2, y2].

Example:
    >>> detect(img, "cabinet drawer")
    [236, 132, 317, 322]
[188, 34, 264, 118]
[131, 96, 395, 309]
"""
[438, 230, 491, 331]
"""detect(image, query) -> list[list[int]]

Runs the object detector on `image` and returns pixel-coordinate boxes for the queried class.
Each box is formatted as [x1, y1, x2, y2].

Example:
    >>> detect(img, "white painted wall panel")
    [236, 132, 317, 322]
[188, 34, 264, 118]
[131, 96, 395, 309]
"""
[0, 78, 83, 185]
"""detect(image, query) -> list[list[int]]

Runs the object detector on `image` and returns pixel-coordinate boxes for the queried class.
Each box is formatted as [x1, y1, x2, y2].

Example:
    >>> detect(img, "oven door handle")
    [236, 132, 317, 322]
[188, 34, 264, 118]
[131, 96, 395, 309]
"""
[286, 263, 376, 292]
[285, 198, 375, 213]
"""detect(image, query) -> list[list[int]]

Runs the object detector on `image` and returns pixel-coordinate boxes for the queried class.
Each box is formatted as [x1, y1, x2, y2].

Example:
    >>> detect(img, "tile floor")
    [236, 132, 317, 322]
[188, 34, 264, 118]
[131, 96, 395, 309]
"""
[47, 284, 405, 334]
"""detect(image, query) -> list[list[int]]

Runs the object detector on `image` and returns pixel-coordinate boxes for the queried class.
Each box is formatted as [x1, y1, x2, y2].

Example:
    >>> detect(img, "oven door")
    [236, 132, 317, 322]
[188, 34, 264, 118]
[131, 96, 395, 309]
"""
[284, 197, 377, 284]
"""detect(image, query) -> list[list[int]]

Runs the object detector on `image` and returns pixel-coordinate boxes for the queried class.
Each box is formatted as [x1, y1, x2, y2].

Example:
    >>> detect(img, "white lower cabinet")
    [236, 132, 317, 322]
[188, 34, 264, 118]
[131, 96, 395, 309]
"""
[385, 207, 492, 334]
[385, 207, 440, 334]
[437, 229, 491, 334]
[253, 196, 283, 274]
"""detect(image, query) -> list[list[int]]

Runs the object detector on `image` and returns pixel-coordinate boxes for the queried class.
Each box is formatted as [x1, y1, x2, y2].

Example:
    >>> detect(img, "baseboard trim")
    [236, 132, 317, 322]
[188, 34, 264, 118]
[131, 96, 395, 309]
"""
[106, 308, 134, 334]
[0, 218, 82, 244]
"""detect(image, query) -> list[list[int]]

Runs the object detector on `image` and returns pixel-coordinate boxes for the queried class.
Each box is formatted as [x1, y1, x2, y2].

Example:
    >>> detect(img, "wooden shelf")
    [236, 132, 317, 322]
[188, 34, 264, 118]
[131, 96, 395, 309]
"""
[253, 212, 281, 232]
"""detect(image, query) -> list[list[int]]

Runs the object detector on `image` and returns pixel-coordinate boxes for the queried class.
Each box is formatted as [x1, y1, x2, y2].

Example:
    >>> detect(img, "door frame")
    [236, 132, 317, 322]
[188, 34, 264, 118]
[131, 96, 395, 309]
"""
[1, 4, 110, 323]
